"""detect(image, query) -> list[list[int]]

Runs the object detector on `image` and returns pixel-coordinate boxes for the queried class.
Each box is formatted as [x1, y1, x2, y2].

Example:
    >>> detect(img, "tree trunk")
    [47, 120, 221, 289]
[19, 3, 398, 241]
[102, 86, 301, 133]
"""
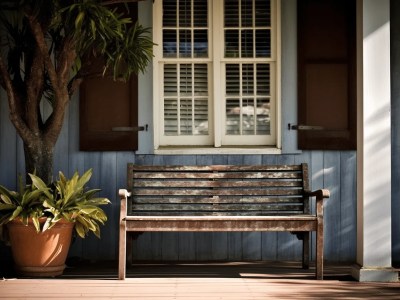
[24, 140, 54, 184]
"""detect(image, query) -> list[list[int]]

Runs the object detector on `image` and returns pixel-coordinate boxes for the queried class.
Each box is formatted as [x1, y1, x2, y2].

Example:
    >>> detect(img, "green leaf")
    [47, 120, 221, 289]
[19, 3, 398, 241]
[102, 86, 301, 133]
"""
[29, 173, 52, 198]
[9, 205, 22, 221]
[0, 203, 16, 210]
[0, 194, 13, 205]
[42, 218, 52, 232]
[32, 216, 41, 232]
[75, 222, 86, 239]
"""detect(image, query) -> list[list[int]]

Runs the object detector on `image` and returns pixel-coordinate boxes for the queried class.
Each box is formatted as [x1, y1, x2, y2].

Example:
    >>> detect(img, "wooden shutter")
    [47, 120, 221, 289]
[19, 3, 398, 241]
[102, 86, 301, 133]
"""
[297, 0, 356, 150]
[79, 3, 139, 151]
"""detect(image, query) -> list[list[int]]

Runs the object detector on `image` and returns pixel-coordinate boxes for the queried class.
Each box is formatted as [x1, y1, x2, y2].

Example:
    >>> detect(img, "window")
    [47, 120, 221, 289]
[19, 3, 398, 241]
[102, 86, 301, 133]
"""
[153, 0, 280, 149]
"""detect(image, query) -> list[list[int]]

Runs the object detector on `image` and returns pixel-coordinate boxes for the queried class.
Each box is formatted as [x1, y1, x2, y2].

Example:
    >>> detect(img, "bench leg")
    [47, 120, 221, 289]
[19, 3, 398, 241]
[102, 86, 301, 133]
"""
[302, 232, 310, 269]
[316, 222, 324, 280]
[127, 233, 133, 266]
[118, 223, 127, 280]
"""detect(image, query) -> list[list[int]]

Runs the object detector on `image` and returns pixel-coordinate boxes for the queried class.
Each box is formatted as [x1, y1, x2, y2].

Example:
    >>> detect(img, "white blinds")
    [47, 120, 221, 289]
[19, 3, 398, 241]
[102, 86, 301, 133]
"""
[163, 64, 209, 136]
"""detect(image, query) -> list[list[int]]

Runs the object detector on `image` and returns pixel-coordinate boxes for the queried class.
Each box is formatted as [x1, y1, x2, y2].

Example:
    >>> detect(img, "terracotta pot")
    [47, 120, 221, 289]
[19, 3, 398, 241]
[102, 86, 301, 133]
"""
[7, 218, 74, 277]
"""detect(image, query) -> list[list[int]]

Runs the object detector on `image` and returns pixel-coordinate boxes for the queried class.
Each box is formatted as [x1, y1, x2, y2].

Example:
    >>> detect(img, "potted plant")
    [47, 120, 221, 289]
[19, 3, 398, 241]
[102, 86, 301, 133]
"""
[0, 169, 110, 277]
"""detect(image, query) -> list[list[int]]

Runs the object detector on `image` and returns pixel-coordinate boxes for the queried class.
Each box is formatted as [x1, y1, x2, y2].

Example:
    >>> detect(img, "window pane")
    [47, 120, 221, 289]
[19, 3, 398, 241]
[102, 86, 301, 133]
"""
[194, 98, 209, 135]
[224, 0, 239, 27]
[164, 64, 177, 95]
[194, 30, 208, 58]
[255, 0, 271, 27]
[194, 64, 208, 95]
[180, 98, 193, 135]
[242, 98, 255, 135]
[225, 30, 239, 58]
[242, 64, 254, 95]
[256, 98, 270, 135]
[179, 0, 191, 27]
[226, 98, 241, 135]
[226, 64, 240, 95]
[179, 29, 192, 58]
[256, 64, 270, 95]
[241, 0, 253, 27]
[180, 64, 192, 96]
[194, 0, 207, 27]
[164, 99, 178, 135]
[163, 0, 177, 27]
[255, 29, 271, 57]
[163, 30, 177, 57]
[241, 30, 253, 57]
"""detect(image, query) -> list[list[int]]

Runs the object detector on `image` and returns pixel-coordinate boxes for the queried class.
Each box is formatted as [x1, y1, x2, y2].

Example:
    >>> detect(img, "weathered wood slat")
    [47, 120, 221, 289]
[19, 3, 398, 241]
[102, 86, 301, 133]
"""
[131, 203, 303, 211]
[131, 188, 303, 197]
[128, 211, 306, 216]
[132, 172, 302, 179]
[124, 218, 317, 232]
[131, 197, 304, 204]
[130, 165, 303, 172]
[132, 180, 303, 188]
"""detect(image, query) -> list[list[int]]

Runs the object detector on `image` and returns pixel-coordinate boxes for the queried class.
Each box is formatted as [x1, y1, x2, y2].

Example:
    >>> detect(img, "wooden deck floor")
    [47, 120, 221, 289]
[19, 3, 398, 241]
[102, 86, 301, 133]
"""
[1, 261, 399, 299]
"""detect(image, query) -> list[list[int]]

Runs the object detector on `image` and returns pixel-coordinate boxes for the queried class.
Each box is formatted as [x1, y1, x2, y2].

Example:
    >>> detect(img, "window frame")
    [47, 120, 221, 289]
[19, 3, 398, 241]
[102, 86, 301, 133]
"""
[153, 0, 281, 152]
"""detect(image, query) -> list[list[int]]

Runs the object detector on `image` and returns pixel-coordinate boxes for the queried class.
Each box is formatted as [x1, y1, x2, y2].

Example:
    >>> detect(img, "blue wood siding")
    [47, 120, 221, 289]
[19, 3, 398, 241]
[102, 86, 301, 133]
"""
[0, 94, 358, 263]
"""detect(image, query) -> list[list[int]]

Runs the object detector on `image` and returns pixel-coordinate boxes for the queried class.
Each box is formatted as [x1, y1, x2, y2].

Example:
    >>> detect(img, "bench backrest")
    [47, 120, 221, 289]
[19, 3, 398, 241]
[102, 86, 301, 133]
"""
[127, 163, 310, 216]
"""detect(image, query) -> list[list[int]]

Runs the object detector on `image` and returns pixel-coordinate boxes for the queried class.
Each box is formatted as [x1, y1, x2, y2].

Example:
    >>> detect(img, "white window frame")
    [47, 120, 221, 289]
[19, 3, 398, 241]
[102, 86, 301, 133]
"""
[153, 0, 281, 153]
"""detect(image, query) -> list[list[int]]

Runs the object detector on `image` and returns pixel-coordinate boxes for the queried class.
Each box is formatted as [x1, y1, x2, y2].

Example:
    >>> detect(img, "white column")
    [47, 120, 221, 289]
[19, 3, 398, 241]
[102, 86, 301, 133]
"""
[352, 0, 398, 282]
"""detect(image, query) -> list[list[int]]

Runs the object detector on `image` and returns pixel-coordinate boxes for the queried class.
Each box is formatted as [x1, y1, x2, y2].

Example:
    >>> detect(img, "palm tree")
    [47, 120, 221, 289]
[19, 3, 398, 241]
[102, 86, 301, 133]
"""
[0, 0, 153, 183]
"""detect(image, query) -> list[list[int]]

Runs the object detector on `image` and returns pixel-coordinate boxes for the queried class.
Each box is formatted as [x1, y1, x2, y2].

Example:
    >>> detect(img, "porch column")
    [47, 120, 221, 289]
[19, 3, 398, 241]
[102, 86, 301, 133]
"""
[352, 0, 398, 282]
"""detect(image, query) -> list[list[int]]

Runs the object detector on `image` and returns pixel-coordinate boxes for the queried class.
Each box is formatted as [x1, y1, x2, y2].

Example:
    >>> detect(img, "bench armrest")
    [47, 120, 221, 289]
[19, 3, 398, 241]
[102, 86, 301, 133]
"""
[304, 189, 330, 218]
[305, 189, 330, 200]
[119, 189, 131, 221]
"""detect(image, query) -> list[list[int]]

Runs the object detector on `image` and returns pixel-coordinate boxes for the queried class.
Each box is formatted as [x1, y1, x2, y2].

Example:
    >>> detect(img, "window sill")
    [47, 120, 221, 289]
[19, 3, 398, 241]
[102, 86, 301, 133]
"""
[154, 146, 282, 155]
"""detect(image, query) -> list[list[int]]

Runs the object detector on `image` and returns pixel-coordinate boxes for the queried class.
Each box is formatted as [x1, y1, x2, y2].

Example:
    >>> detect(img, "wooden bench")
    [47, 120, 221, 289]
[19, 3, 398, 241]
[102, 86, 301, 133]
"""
[118, 163, 329, 280]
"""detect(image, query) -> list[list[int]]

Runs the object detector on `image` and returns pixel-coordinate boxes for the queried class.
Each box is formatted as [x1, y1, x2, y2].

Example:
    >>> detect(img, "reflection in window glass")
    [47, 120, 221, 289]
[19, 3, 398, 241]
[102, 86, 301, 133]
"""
[163, 30, 177, 57]
[194, 98, 209, 135]
[225, 30, 239, 57]
[179, 30, 192, 58]
[226, 98, 241, 135]
[242, 98, 255, 135]
[194, 30, 208, 58]
[256, 98, 270, 135]
[256, 30, 271, 58]
[225, 63, 271, 136]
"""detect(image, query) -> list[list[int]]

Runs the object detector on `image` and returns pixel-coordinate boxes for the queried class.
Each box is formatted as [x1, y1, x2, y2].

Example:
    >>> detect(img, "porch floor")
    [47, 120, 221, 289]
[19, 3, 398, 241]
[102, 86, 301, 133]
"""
[1, 261, 399, 299]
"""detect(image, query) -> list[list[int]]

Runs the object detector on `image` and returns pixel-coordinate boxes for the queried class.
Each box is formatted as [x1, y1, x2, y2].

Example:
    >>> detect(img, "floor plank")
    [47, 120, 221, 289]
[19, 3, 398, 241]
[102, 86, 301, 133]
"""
[1, 261, 399, 299]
